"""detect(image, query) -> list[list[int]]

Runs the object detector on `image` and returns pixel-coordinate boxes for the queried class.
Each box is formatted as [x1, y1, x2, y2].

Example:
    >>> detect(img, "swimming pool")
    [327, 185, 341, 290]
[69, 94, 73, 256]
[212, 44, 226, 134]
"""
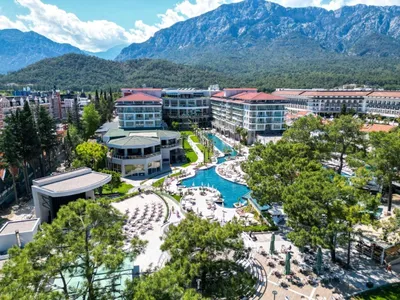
[181, 134, 249, 208]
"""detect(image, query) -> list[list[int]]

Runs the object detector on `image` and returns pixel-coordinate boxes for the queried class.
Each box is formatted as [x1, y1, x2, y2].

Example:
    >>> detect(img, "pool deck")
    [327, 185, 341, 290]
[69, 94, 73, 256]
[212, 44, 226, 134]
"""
[180, 187, 238, 223]
[111, 193, 183, 272]
[216, 157, 247, 185]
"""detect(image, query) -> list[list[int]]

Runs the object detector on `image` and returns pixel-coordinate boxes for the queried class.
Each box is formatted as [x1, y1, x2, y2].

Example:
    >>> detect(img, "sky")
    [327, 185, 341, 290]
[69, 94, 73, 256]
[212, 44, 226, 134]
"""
[1, 0, 400, 52]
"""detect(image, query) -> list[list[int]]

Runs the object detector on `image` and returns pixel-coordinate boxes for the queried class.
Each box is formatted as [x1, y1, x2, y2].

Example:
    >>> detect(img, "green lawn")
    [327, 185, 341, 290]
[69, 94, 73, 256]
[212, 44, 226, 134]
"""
[196, 143, 212, 163]
[171, 194, 182, 202]
[100, 182, 133, 195]
[353, 283, 400, 300]
[180, 130, 194, 137]
[182, 139, 198, 167]
[190, 135, 199, 143]
[152, 177, 166, 188]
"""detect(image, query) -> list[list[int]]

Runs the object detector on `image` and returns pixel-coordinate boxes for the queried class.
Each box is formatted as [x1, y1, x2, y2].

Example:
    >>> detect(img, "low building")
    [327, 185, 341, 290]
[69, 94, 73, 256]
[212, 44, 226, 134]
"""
[273, 89, 400, 118]
[162, 88, 218, 129]
[0, 219, 40, 254]
[117, 88, 163, 129]
[32, 168, 111, 223]
[104, 129, 183, 177]
[211, 88, 288, 144]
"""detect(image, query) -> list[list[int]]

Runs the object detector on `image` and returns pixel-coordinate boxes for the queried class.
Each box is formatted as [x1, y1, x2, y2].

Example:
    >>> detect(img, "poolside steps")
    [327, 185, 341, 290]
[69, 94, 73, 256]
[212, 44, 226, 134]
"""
[237, 254, 268, 300]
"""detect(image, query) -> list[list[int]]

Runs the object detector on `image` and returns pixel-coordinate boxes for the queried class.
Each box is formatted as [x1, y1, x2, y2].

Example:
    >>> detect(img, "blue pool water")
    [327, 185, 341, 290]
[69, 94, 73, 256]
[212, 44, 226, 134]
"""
[182, 134, 249, 208]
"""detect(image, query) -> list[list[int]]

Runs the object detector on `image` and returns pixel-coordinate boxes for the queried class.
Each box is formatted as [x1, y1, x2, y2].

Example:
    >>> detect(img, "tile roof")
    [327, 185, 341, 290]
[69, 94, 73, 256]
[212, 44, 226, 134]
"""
[224, 88, 257, 91]
[212, 91, 225, 98]
[367, 91, 400, 98]
[108, 136, 160, 147]
[273, 90, 306, 96]
[232, 92, 286, 101]
[116, 92, 162, 102]
[361, 124, 396, 133]
[301, 91, 371, 97]
[121, 88, 162, 91]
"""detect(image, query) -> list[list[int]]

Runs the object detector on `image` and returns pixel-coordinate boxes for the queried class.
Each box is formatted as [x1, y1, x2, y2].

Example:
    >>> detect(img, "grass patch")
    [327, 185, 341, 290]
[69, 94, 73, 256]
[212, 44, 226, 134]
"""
[180, 130, 194, 137]
[352, 283, 400, 300]
[182, 139, 198, 167]
[170, 171, 182, 178]
[190, 135, 199, 143]
[100, 182, 133, 195]
[171, 194, 182, 202]
[152, 177, 166, 188]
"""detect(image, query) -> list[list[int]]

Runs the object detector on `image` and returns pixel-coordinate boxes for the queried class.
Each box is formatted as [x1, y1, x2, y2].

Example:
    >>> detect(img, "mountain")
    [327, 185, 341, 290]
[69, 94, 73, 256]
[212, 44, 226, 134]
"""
[2, 53, 400, 91]
[0, 54, 236, 91]
[86, 44, 128, 60]
[116, 0, 400, 71]
[0, 29, 84, 74]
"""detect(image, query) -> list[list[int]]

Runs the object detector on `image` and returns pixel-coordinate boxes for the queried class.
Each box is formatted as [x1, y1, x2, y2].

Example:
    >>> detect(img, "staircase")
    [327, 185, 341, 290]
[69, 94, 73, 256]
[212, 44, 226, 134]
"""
[237, 251, 268, 300]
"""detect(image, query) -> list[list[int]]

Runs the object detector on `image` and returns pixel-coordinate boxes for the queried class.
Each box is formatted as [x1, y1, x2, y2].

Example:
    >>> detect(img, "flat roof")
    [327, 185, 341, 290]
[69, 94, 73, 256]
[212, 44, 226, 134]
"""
[108, 136, 160, 147]
[33, 168, 111, 196]
[104, 129, 180, 140]
[0, 219, 39, 235]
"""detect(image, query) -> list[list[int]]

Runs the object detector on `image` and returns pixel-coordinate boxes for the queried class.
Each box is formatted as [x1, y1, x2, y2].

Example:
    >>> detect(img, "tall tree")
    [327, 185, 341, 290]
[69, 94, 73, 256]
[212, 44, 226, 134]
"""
[326, 115, 365, 175]
[73, 97, 81, 132]
[36, 105, 58, 174]
[368, 130, 400, 212]
[82, 103, 100, 140]
[72, 141, 108, 171]
[0, 199, 147, 299]
[18, 102, 41, 191]
[94, 89, 100, 110]
[152, 214, 255, 299]
[0, 114, 21, 204]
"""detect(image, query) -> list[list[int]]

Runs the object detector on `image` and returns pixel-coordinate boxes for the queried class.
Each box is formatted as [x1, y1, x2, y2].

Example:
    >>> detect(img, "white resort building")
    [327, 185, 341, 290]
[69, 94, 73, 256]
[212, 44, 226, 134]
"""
[162, 88, 218, 129]
[211, 88, 288, 144]
[273, 89, 400, 118]
[104, 129, 183, 177]
[117, 88, 163, 129]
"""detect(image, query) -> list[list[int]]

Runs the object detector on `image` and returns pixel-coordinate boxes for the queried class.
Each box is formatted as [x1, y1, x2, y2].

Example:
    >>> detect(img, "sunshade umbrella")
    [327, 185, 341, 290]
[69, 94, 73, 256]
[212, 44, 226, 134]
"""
[285, 251, 292, 275]
[269, 233, 275, 255]
[316, 247, 322, 275]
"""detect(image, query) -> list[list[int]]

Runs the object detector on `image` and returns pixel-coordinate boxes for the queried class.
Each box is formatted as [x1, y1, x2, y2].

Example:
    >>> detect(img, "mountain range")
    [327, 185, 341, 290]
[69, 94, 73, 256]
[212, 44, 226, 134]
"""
[116, 0, 400, 71]
[0, 30, 126, 74]
[1, 0, 400, 89]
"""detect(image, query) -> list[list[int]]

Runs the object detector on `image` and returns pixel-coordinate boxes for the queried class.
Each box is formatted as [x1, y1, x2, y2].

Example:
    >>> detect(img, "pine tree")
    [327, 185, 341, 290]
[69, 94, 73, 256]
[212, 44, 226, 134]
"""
[94, 90, 100, 111]
[36, 106, 58, 173]
[18, 102, 41, 193]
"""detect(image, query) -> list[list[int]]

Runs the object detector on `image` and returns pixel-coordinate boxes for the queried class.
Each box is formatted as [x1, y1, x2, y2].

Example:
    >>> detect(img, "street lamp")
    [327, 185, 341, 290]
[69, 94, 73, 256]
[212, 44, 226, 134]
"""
[196, 278, 201, 294]
[272, 290, 278, 300]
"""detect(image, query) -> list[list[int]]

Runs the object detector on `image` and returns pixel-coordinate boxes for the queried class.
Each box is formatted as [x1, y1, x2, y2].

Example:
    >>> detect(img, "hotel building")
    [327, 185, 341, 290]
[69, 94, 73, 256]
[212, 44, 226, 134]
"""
[162, 88, 217, 129]
[117, 88, 163, 129]
[211, 88, 288, 144]
[104, 129, 183, 177]
[273, 89, 400, 118]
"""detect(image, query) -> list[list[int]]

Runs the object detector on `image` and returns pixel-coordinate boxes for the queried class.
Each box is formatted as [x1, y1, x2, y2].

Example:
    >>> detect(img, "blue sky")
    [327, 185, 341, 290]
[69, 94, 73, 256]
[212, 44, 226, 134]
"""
[0, 0, 398, 52]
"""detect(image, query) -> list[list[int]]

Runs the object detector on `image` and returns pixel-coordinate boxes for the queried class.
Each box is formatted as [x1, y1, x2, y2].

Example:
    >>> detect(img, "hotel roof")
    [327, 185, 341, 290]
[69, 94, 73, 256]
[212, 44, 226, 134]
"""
[116, 93, 162, 102]
[361, 124, 396, 133]
[367, 91, 400, 98]
[104, 129, 180, 140]
[121, 88, 162, 91]
[273, 90, 305, 96]
[108, 136, 160, 147]
[232, 92, 286, 101]
[301, 91, 371, 97]
[0, 219, 40, 235]
[32, 168, 111, 196]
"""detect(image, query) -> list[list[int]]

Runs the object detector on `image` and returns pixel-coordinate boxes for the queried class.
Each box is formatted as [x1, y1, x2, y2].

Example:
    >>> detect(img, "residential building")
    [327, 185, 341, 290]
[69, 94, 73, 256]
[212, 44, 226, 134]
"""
[117, 88, 163, 129]
[273, 89, 400, 118]
[104, 129, 183, 177]
[211, 88, 288, 144]
[162, 88, 218, 129]
[0, 95, 52, 130]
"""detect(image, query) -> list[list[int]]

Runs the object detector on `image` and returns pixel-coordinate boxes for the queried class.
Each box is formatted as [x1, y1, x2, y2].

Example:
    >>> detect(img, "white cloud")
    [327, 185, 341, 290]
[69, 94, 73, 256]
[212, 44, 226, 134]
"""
[0, 0, 399, 52]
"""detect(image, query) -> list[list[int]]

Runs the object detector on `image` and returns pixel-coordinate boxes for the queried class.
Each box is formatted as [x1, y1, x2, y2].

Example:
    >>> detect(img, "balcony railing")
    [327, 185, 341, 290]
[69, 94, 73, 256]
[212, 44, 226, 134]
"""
[161, 143, 179, 148]
[111, 152, 161, 160]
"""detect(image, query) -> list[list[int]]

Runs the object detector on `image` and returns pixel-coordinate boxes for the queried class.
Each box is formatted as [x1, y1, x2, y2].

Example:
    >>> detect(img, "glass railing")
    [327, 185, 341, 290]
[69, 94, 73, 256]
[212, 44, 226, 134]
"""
[111, 152, 161, 160]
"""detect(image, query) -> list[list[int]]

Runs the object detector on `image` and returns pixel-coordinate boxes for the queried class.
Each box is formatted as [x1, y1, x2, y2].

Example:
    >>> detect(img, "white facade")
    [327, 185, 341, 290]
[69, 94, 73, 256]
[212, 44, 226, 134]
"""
[117, 89, 163, 129]
[0, 219, 40, 253]
[274, 89, 400, 118]
[211, 89, 287, 144]
[105, 130, 183, 177]
[32, 168, 111, 223]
